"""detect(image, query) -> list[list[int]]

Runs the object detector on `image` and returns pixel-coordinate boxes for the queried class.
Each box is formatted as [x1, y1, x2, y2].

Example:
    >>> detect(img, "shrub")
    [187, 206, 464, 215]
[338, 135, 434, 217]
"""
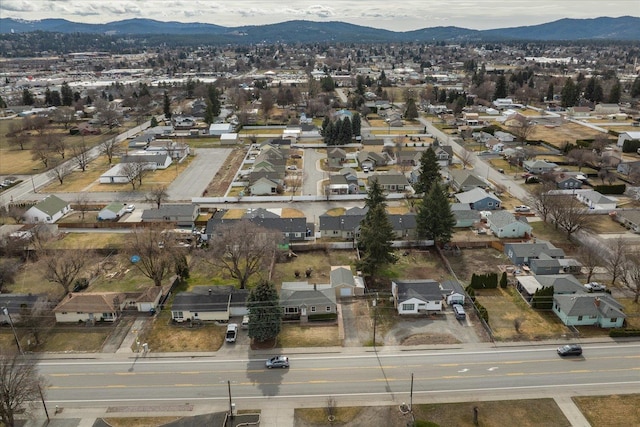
[500, 272, 508, 289]
[593, 184, 626, 195]
[609, 329, 640, 337]
[309, 313, 338, 322]
[469, 272, 498, 289]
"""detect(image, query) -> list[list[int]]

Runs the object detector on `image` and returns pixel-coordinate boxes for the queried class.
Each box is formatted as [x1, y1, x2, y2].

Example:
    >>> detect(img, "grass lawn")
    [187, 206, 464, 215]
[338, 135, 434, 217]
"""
[414, 399, 569, 427]
[46, 232, 128, 250]
[271, 250, 358, 289]
[277, 324, 341, 347]
[40, 325, 112, 352]
[476, 287, 570, 341]
[446, 248, 510, 283]
[378, 249, 449, 284]
[295, 407, 363, 425]
[589, 215, 630, 234]
[41, 155, 114, 193]
[101, 418, 181, 427]
[137, 302, 225, 352]
[619, 298, 640, 329]
[530, 122, 605, 146]
[573, 394, 640, 426]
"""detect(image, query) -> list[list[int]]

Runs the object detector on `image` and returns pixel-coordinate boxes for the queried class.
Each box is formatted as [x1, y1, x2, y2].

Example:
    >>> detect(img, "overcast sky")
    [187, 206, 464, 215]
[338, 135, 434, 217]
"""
[1, 0, 636, 32]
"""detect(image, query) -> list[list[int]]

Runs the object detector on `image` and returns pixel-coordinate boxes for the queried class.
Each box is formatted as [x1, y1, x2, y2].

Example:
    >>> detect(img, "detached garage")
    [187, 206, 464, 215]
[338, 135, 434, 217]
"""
[98, 202, 127, 220]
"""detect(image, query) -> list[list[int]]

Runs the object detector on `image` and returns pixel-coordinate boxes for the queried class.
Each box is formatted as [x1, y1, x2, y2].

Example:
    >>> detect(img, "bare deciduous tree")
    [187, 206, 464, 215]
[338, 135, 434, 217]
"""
[509, 119, 535, 143]
[128, 227, 182, 287]
[204, 221, 281, 289]
[31, 141, 53, 169]
[19, 304, 53, 348]
[0, 258, 21, 293]
[52, 106, 76, 129]
[47, 161, 73, 185]
[146, 186, 169, 209]
[528, 182, 557, 222]
[121, 161, 144, 190]
[552, 196, 592, 239]
[620, 253, 640, 303]
[578, 244, 602, 283]
[100, 138, 120, 165]
[42, 249, 91, 294]
[75, 193, 91, 222]
[459, 148, 475, 169]
[566, 149, 594, 171]
[71, 139, 91, 172]
[0, 350, 47, 427]
[605, 237, 627, 286]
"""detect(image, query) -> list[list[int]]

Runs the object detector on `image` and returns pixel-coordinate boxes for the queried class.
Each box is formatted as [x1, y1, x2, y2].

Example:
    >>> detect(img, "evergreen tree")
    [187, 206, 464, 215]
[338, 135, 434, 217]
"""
[60, 82, 73, 106]
[323, 120, 335, 145]
[247, 280, 282, 343]
[0, 95, 6, 109]
[321, 116, 330, 136]
[150, 117, 159, 127]
[340, 117, 352, 144]
[163, 91, 172, 119]
[416, 182, 455, 245]
[493, 75, 508, 100]
[404, 97, 419, 120]
[357, 203, 396, 278]
[584, 78, 596, 101]
[413, 147, 441, 195]
[320, 75, 335, 92]
[356, 75, 366, 96]
[351, 112, 361, 137]
[50, 90, 61, 107]
[546, 83, 554, 102]
[608, 79, 621, 104]
[207, 85, 221, 117]
[631, 76, 640, 98]
[22, 88, 34, 105]
[364, 178, 386, 213]
[561, 78, 579, 108]
[44, 87, 53, 106]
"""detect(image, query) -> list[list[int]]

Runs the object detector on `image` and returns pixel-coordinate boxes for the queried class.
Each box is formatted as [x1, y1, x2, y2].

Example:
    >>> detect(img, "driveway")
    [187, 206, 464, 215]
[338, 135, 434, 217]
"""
[340, 300, 374, 346]
[166, 148, 232, 201]
[301, 148, 326, 196]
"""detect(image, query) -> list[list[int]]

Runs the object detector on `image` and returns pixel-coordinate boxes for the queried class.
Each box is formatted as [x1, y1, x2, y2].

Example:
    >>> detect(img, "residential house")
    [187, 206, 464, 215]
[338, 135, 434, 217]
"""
[392, 280, 443, 315]
[529, 253, 565, 275]
[553, 293, 625, 328]
[515, 274, 584, 303]
[171, 286, 249, 323]
[97, 202, 127, 221]
[329, 266, 365, 298]
[575, 190, 617, 211]
[494, 131, 515, 142]
[367, 173, 411, 193]
[523, 160, 558, 174]
[448, 170, 488, 192]
[397, 150, 421, 167]
[613, 209, 640, 233]
[594, 103, 620, 115]
[23, 195, 70, 224]
[120, 153, 172, 170]
[124, 286, 163, 313]
[146, 139, 190, 161]
[209, 123, 234, 136]
[250, 176, 280, 195]
[504, 240, 565, 266]
[455, 188, 501, 210]
[434, 146, 454, 166]
[0, 294, 48, 324]
[172, 115, 196, 129]
[450, 203, 481, 228]
[318, 206, 416, 240]
[53, 292, 127, 323]
[616, 160, 640, 176]
[327, 147, 347, 169]
[568, 106, 592, 118]
[486, 211, 532, 238]
[357, 151, 388, 170]
[206, 207, 309, 243]
[553, 173, 583, 190]
[99, 164, 135, 184]
[280, 282, 337, 323]
[329, 168, 359, 194]
[616, 131, 640, 148]
[141, 204, 200, 228]
[128, 134, 154, 150]
[503, 113, 527, 129]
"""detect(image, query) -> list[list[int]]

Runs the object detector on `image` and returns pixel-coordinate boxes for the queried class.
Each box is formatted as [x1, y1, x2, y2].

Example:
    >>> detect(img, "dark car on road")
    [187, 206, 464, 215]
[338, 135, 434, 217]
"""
[557, 344, 582, 357]
[265, 355, 290, 369]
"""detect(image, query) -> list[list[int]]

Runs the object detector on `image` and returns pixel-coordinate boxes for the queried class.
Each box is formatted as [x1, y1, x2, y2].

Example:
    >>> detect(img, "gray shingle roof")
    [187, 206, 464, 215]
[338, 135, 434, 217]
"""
[33, 195, 69, 216]
[554, 293, 625, 319]
[394, 280, 442, 302]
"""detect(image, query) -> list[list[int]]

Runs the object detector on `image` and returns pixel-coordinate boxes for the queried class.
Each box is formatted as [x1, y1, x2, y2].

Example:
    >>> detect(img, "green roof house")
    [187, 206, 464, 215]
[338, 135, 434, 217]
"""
[23, 195, 70, 224]
[98, 202, 127, 221]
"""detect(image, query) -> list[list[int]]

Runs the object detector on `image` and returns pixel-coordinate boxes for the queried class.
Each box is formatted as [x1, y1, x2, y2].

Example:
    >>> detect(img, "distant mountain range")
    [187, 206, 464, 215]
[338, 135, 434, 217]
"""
[1, 16, 638, 43]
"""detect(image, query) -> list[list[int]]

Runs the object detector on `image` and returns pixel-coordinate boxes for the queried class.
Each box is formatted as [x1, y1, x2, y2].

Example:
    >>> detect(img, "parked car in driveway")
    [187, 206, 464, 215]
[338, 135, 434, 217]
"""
[515, 205, 531, 212]
[125, 204, 135, 213]
[265, 355, 289, 369]
[584, 282, 606, 292]
[557, 344, 582, 357]
[225, 323, 238, 343]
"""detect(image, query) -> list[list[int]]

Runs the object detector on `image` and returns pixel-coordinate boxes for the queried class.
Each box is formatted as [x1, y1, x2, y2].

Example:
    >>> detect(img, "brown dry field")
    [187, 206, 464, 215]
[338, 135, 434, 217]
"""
[204, 146, 247, 196]
[529, 122, 609, 146]
[295, 398, 570, 427]
[573, 394, 640, 427]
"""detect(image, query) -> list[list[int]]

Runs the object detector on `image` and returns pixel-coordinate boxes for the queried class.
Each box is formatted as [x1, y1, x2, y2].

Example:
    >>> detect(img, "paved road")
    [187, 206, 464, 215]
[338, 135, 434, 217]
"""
[40, 342, 640, 407]
[166, 148, 232, 201]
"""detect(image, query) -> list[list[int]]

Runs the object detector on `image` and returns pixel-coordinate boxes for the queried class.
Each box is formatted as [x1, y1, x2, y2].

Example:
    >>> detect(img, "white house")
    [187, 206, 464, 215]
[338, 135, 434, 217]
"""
[97, 202, 127, 220]
[53, 292, 127, 323]
[575, 190, 617, 211]
[486, 211, 532, 238]
[392, 280, 443, 315]
[616, 131, 640, 148]
[209, 123, 234, 136]
[23, 195, 70, 224]
[250, 177, 279, 195]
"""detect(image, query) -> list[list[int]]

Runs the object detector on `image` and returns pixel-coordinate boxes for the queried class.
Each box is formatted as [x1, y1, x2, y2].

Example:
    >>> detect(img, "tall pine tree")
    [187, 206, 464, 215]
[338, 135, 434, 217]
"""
[493, 75, 508, 100]
[413, 147, 441, 195]
[351, 113, 361, 137]
[358, 204, 396, 278]
[416, 182, 455, 245]
[247, 280, 282, 343]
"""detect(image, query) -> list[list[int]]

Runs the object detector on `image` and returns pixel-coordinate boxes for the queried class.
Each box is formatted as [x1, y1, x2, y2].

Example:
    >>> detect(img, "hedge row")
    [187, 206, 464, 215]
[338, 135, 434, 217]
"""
[609, 328, 640, 337]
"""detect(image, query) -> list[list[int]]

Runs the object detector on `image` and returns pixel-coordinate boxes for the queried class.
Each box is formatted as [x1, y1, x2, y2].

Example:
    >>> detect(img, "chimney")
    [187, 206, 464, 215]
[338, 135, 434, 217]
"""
[208, 288, 212, 295]
[594, 297, 601, 308]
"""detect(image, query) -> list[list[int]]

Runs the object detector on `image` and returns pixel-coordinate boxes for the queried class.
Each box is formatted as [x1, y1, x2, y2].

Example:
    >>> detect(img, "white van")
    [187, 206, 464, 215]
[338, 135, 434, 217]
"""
[225, 323, 238, 343]
[241, 315, 249, 329]
[453, 304, 466, 320]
